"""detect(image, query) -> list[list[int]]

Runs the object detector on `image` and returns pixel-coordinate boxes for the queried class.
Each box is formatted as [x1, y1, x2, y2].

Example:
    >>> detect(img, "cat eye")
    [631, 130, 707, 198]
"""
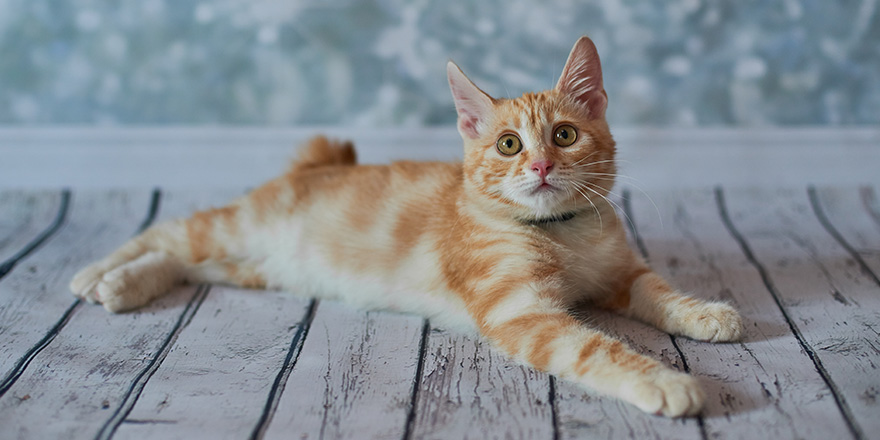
[553, 125, 578, 147]
[496, 134, 523, 156]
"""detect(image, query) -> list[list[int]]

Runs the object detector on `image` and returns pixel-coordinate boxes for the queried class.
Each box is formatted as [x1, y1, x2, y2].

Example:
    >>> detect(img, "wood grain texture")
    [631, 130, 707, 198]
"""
[408, 327, 554, 440]
[0, 190, 152, 385]
[0, 189, 236, 439]
[629, 188, 853, 439]
[2, 184, 879, 439]
[812, 186, 880, 279]
[113, 285, 311, 440]
[722, 187, 880, 439]
[263, 300, 424, 440]
[0, 190, 63, 265]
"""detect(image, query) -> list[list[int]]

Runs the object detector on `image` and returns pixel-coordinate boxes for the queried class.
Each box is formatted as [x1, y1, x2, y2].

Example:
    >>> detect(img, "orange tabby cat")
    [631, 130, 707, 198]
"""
[71, 37, 742, 417]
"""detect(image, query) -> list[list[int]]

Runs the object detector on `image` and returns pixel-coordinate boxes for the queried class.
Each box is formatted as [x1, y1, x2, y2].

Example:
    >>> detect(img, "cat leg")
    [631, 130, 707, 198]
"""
[184, 260, 267, 290]
[471, 283, 704, 417]
[92, 251, 184, 312]
[71, 219, 194, 312]
[605, 266, 743, 343]
[72, 200, 255, 312]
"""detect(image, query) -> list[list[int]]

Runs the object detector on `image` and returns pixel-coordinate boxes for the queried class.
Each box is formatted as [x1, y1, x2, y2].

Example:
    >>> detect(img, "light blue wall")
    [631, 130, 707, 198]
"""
[1, 0, 877, 126]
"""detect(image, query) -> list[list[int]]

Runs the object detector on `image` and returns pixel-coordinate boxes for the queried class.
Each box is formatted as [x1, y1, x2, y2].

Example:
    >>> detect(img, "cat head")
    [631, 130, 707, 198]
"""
[448, 36, 616, 223]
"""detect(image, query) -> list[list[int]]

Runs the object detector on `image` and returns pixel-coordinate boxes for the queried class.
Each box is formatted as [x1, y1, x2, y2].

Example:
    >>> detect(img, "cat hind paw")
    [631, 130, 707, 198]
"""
[70, 263, 110, 305]
[70, 251, 181, 313]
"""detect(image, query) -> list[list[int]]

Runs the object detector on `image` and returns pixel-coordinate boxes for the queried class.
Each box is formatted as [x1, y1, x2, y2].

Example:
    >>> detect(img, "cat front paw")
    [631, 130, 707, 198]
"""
[678, 302, 743, 343]
[621, 369, 704, 417]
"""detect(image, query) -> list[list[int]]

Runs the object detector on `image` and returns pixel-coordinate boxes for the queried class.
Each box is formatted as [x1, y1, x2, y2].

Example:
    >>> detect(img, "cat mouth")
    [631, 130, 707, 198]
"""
[529, 182, 559, 196]
[531, 182, 557, 194]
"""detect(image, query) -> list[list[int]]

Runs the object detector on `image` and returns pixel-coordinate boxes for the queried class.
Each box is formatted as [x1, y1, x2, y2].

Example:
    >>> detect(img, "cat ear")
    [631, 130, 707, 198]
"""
[555, 36, 607, 119]
[447, 61, 495, 139]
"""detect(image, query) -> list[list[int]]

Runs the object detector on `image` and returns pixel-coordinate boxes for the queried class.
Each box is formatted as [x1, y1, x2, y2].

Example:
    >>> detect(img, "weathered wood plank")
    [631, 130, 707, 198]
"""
[263, 300, 424, 440]
[812, 186, 880, 280]
[0, 190, 66, 275]
[112, 285, 312, 440]
[0, 190, 152, 389]
[409, 327, 554, 440]
[0, 189, 238, 439]
[629, 188, 853, 439]
[721, 187, 880, 439]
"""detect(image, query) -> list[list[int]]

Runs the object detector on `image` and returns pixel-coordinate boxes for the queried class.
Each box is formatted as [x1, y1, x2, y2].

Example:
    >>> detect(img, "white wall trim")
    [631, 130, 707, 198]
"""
[1, 126, 877, 189]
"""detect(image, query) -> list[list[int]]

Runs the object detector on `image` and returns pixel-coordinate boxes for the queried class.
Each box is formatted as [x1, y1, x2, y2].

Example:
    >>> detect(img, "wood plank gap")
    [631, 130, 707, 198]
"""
[808, 186, 880, 288]
[548, 376, 560, 440]
[120, 419, 177, 425]
[0, 189, 157, 400]
[402, 319, 430, 440]
[714, 186, 865, 440]
[621, 188, 651, 261]
[0, 299, 81, 398]
[96, 284, 211, 440]
[622, 188, 709, 440]
[668, 335, 708, 438]
[0, 189, 70, 279]
[136, 188, 161, 233]
[249, 298, 319, 440]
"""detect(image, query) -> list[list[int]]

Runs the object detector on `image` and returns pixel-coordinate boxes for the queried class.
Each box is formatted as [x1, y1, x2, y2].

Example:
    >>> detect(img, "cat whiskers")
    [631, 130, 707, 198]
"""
[570, 158, 621, 169]
[569, 151, 600, 168]
[570, 162, 663, 229]
[568, 182, 603, 233]
[571, 180, 637, 235]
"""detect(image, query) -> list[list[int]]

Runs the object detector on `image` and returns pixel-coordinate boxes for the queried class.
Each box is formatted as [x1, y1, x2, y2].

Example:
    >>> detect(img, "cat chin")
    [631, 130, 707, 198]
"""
[513, 193, 569, 220]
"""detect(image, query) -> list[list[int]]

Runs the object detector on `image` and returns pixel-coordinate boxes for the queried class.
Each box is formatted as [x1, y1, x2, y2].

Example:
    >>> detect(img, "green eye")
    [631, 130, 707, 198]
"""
[553, 125, 577, 147]
[496, 134, 523, 156]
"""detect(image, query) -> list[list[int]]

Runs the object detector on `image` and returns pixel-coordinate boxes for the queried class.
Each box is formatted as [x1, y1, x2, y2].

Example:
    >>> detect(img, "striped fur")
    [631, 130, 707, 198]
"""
[70, 37, 742, 417]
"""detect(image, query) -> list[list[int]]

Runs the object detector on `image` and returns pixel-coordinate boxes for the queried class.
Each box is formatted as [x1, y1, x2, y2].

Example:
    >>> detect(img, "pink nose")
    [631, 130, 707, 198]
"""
[531, 160, 554, 178]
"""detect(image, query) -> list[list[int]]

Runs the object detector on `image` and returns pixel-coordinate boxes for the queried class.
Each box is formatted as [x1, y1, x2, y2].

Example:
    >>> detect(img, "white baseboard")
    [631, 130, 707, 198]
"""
[1, 126, 877, 189]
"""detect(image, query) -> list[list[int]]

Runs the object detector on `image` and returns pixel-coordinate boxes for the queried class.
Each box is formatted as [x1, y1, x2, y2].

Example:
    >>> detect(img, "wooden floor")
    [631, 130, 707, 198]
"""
[1, 186, 879, 440]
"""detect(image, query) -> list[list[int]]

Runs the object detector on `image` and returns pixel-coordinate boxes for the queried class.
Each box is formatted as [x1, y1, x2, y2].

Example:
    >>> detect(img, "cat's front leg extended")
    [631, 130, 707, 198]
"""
[604, 264, 743, 343]
[469, 282, 704, 417]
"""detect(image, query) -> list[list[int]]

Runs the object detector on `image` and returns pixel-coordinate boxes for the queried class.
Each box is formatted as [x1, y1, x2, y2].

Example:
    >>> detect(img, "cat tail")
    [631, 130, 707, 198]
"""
[287, 135, 357, 174]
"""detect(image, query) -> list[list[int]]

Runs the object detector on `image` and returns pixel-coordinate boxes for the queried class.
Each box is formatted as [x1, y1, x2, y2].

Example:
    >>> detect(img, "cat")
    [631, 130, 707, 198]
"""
[70, 36, 742, 417]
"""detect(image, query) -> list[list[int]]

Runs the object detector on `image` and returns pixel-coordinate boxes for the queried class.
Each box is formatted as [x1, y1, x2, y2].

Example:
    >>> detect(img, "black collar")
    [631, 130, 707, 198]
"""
[521, 211, 578, 226]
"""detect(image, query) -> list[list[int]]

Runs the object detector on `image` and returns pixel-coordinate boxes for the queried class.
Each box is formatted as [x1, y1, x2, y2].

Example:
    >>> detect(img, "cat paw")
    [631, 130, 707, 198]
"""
[677, 301, 743, 343]
[621, 369, 704, 417]
[70, 251, 180, 313]
[70, 262, 111, 304]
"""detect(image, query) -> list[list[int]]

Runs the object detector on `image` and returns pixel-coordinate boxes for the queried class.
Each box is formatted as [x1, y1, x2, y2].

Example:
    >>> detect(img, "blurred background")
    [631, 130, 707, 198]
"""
[2, 0, 878, 128]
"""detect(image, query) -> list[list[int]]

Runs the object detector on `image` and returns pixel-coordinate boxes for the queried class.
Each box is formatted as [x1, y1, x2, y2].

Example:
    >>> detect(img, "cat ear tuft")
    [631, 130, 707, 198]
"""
[556, 36, 607, 119]
[447, 61, 494, 139]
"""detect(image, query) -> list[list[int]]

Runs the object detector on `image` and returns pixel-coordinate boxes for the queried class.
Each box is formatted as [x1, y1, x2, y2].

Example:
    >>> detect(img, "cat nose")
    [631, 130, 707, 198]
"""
[530, 160, 554, 178]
